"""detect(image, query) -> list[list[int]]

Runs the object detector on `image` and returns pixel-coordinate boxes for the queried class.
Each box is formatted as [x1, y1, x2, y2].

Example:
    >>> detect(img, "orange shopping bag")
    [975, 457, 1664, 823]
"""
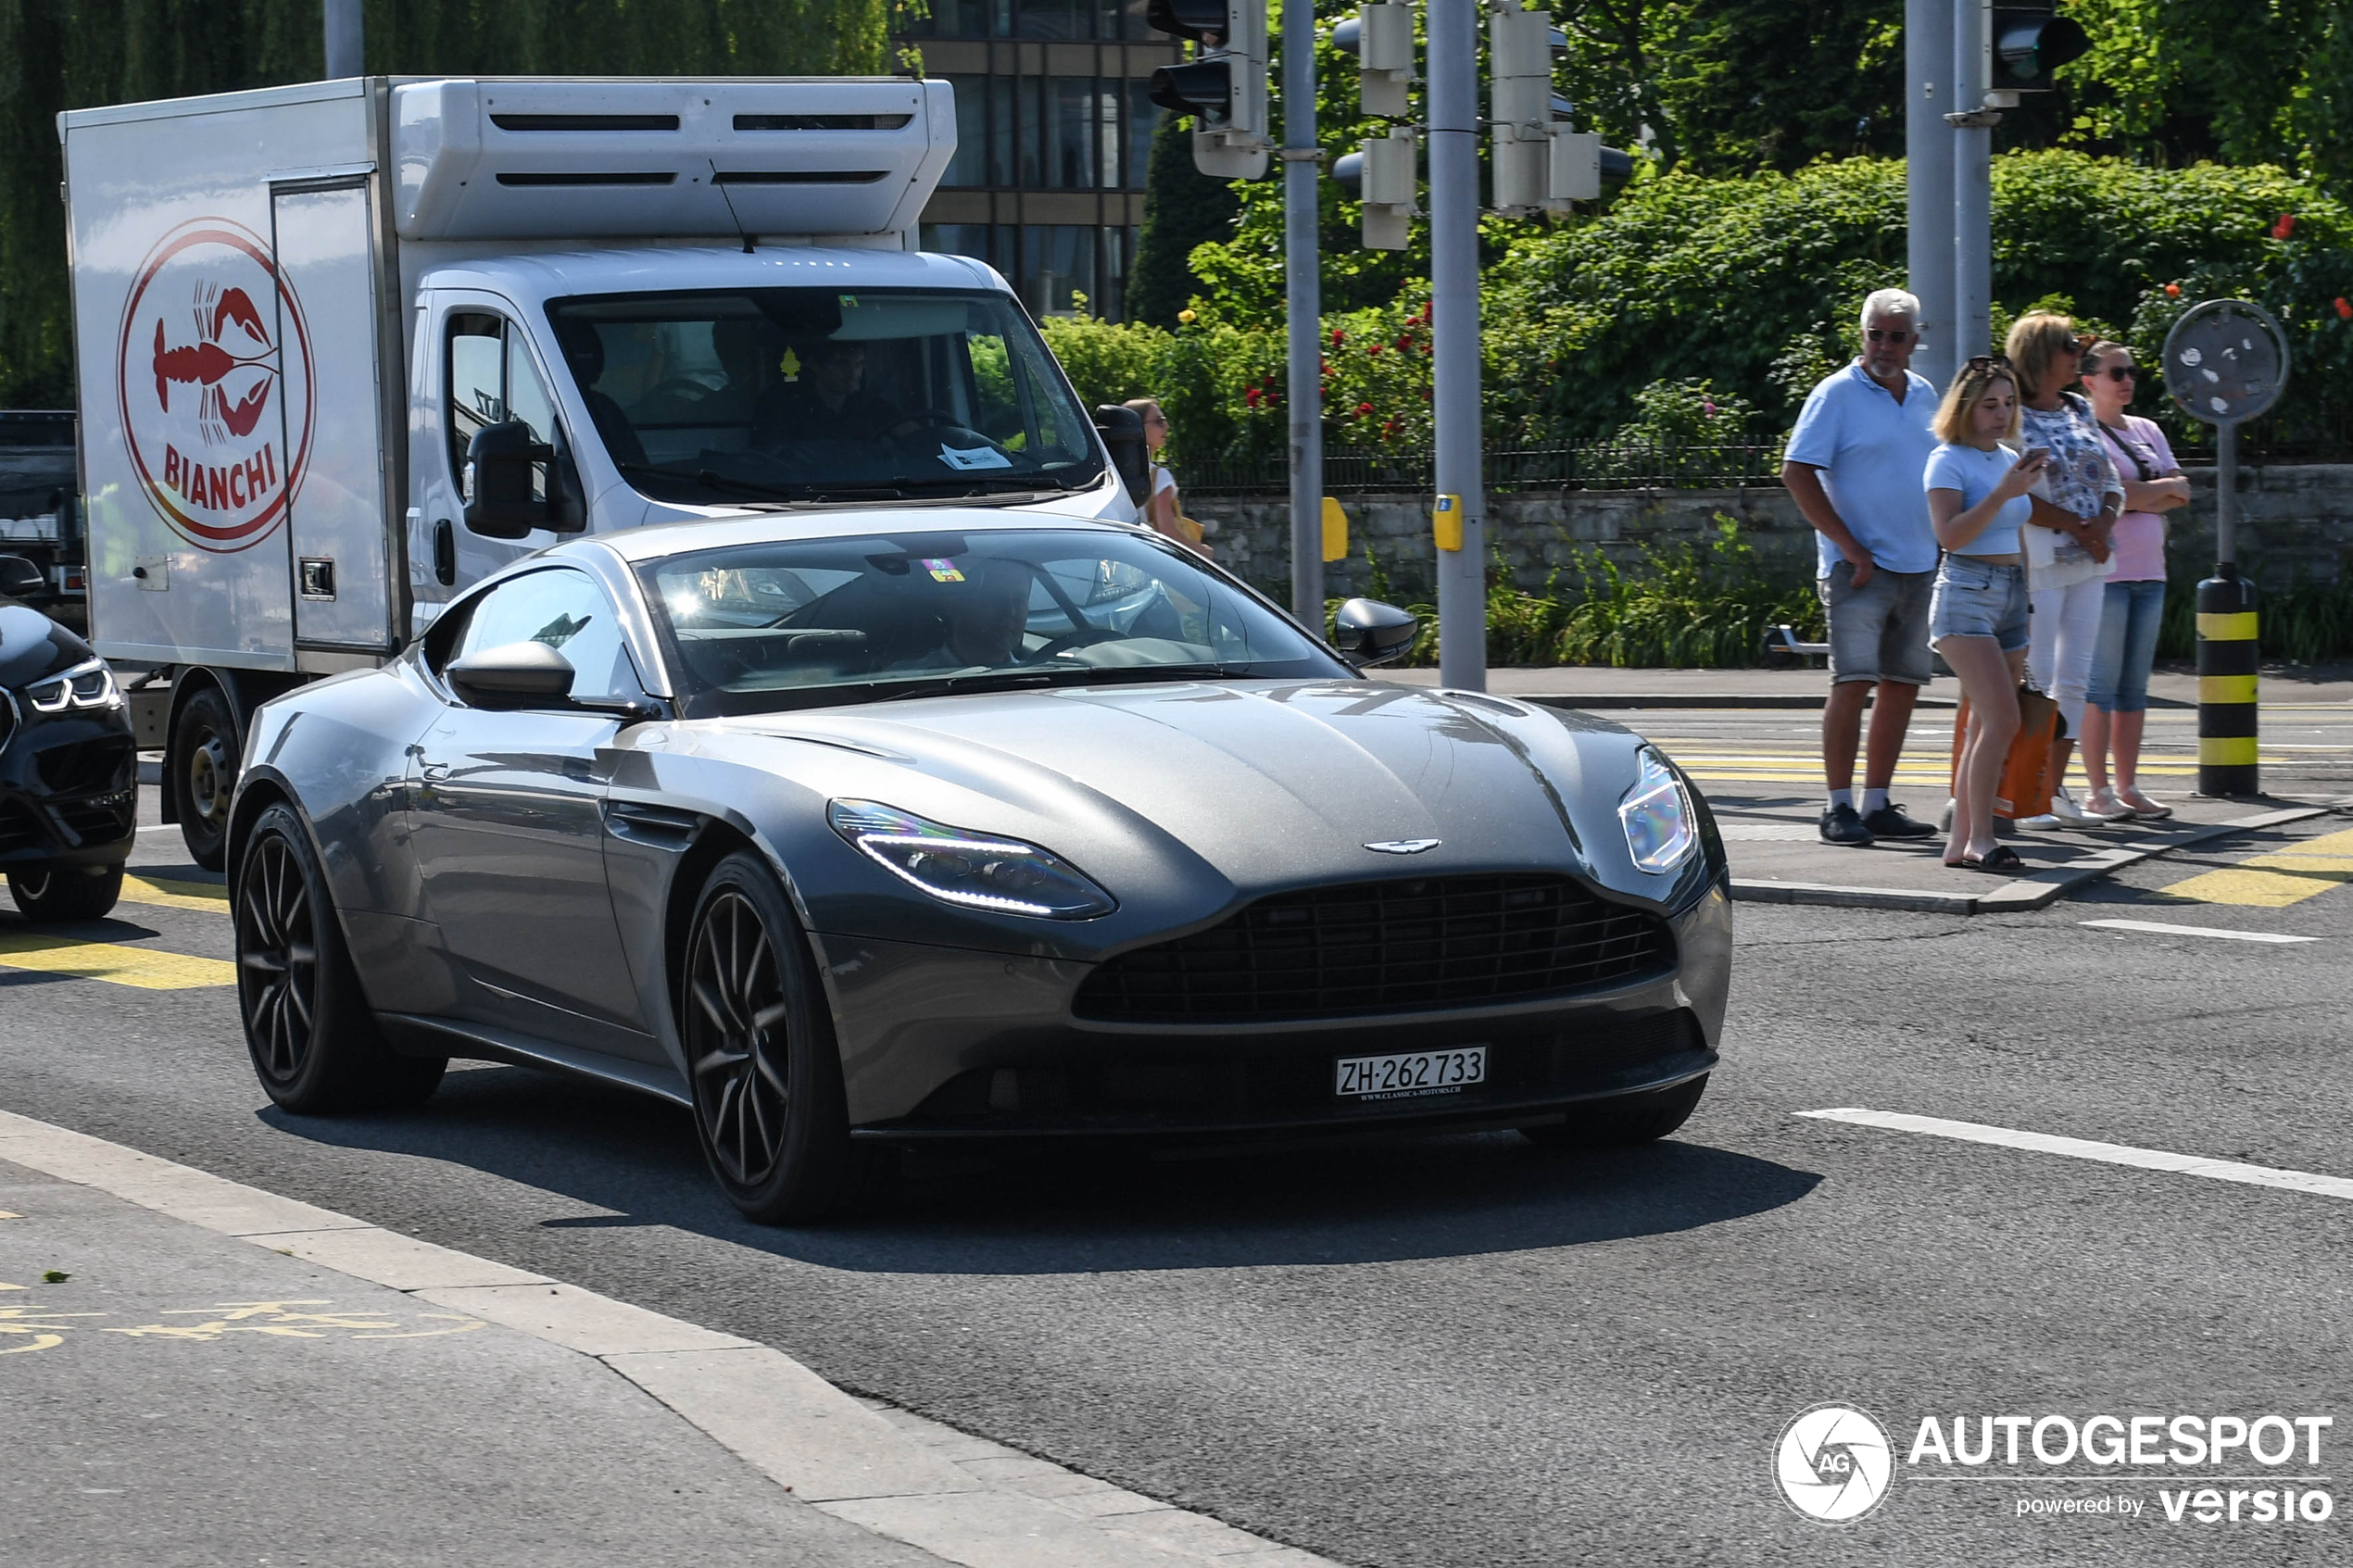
[1948, 686, 2057, 821]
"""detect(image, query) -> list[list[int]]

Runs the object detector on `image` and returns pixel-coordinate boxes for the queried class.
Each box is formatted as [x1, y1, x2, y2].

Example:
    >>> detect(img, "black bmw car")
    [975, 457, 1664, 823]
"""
[0, 554, 135, 920]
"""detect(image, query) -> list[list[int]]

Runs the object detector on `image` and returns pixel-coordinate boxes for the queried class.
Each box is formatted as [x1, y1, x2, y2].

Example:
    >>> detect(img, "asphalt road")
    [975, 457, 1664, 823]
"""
[5, 759, 2351, 1565]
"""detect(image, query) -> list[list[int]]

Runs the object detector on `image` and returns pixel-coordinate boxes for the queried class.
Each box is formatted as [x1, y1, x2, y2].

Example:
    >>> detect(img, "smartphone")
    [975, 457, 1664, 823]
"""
[2022, 446, 2051, 463]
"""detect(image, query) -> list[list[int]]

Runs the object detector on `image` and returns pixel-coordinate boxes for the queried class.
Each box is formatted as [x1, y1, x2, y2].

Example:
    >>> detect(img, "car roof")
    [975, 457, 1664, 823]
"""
[414, 245, 1006, 308]
[560, 507, 1157, 565]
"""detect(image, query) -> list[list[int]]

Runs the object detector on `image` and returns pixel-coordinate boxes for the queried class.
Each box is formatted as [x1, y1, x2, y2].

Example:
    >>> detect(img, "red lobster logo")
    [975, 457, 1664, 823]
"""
[153, 283, 276, 442]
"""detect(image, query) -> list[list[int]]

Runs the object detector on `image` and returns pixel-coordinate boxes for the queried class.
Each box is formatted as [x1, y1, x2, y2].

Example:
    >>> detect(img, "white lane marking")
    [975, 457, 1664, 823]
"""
[2079, 918, 2321, 945]
[1794, 1108, 2353, 1201]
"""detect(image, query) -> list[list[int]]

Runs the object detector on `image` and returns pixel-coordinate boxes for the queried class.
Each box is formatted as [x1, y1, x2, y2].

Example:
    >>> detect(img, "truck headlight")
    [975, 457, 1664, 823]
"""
[828, 799, 1116, 919]
[1617, 746, 1696, 874]
[26, 658, 120, 714]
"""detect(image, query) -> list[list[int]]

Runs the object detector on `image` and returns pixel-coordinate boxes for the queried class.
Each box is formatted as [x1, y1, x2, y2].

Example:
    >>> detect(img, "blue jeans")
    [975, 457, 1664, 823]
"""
[2086, 579, 2167, 712]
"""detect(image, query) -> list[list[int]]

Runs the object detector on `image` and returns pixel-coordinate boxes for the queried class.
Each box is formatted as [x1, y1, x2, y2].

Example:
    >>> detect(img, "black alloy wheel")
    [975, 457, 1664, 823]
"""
[6, 863, 123, 922]
[172, 686, 240, 871]
[683, 851, 874, 1223]
[234, 803, 444, 1112]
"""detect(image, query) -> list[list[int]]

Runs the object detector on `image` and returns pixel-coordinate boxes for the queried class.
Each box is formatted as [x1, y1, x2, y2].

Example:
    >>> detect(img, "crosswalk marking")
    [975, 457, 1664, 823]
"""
[2157, 827, 2353, 909]
[0, 932, 236, 990]
[119, 874, 229, 911]
[2079, 919, 2320, 945]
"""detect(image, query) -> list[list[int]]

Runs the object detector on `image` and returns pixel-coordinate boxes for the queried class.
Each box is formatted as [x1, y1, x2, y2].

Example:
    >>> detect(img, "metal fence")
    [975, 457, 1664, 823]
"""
[1179, 440, 1793, 496]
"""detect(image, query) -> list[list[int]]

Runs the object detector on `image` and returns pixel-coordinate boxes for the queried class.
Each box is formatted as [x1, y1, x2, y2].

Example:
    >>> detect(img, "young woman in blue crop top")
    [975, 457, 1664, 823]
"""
[1922, 358, 2048, 872]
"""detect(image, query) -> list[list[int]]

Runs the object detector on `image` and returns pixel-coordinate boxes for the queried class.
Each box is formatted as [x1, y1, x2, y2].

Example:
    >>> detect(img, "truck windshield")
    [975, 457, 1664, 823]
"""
[546, 288, 1105, 507]
[636, 527, 1348, 717]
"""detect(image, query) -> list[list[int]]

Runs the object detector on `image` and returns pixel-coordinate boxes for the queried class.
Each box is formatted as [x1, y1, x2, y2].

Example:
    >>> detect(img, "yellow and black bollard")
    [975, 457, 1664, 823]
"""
[2196, 568, 2259, 796]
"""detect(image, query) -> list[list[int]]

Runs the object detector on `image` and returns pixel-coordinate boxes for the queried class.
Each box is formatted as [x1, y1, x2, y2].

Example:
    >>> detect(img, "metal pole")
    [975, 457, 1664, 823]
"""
[1283, 0, 1324, 626]
[1428, 0, 1485, 690]
[1949, 0, 1992, 365]
[1905, 0, 1957, 392]
[2196, 419, 2260, 794]
[323, 0, 364, 78]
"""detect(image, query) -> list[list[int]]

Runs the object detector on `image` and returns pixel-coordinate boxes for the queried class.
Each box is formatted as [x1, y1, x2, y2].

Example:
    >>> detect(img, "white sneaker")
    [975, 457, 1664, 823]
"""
[2044, 785, 2105, 827]
[2082, 787, 2138, 822]
[1938, 797, 1956, 833]
[2016, 809, 2062, 830]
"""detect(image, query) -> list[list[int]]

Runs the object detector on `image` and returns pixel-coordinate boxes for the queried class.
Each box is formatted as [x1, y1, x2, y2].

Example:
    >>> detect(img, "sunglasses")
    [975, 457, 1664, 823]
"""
[1863, 327, 1915, 343]
[1963, 354, 2014, 373]
[2095, 365, 2137, 382]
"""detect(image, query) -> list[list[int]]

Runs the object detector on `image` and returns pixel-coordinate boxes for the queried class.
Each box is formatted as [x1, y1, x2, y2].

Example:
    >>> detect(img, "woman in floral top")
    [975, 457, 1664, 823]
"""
[2006, 312, 2125, 828]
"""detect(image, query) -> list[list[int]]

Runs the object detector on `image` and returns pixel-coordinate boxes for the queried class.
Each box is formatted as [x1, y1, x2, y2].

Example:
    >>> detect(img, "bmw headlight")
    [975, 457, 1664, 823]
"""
[828, 799, 1116, 919]
[1617, 746, 1696, 874]
[26, 657, 120, 714]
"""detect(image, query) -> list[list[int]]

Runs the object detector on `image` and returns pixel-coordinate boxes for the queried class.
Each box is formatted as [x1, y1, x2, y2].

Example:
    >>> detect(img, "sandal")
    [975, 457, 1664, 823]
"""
[1960, 846, 2025, 872]
[2118, 788, 2171, 820]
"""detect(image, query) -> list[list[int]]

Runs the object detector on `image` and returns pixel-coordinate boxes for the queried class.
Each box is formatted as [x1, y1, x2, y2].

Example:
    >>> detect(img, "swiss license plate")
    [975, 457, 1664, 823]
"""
[1334, 1046, 1488, 1101]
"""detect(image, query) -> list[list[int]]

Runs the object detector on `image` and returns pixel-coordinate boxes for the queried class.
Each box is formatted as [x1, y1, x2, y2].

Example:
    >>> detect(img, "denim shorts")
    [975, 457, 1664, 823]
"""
[1817, 562, 1934, 686]
[1930, 555, 2029, 650]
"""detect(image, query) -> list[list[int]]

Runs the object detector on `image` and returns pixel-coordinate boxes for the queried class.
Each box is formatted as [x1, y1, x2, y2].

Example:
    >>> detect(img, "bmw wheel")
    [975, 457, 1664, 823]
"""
[7, 864, 124, 922]
[683, 851, 875, 1223]
[235, 803, 444, 1112]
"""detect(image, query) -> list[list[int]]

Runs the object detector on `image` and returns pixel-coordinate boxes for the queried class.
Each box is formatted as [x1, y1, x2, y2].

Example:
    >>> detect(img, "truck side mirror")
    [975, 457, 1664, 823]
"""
[1093, 406, 1150, 507]
[462, 419, 554, 540]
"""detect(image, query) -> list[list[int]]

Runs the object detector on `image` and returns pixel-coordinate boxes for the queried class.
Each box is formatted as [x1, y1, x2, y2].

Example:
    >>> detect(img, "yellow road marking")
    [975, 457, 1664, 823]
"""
[2159, 827, 2353, 909]
[0, 932, 236, 989]
[119, 873, 230, 911]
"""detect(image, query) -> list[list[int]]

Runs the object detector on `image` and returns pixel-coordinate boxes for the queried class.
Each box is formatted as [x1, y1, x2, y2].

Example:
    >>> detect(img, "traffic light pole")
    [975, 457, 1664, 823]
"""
[1282, 0, 1324, 625]
[1949, 1, 1994, 365]
[1904, 0, 1956, 391]
[1428, 0, 1486, 691]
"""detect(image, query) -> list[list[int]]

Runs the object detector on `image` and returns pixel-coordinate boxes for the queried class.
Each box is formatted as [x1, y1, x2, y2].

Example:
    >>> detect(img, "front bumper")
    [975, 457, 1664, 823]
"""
[0, 705, 137, 871]
[819, 881, 1732, 1139]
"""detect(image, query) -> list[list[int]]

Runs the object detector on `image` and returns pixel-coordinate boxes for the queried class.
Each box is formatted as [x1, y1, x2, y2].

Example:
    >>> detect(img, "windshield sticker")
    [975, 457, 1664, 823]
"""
[777, 347, 801, 383]
[938, 443, 1013, 471]
[922, 558, 965, 583]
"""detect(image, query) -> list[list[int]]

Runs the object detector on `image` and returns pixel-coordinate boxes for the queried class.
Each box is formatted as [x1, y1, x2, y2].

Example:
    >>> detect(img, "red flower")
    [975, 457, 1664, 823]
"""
[1395, 336, 1412, 351]
[1320, 359, 1330, 374]
[1354, 401, 1374, 416]
[1422, 388, 1433, 401]
[2336, 297, 2352, 320]
[2272, 213, 2296, 240]
[2164, 282, 2182, 298]
[1367, 343, 1383, 356]
[1244, 386, 1263, 406]
[1331, 327, 1347, 345]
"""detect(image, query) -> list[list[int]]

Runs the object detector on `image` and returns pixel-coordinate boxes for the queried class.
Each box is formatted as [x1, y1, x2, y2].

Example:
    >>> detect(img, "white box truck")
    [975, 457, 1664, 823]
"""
[64, 75, 1147, 867]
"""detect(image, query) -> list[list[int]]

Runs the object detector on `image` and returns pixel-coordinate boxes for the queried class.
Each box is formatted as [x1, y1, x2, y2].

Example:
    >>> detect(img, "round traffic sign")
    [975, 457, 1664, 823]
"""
[2161, 299, 2287, 426]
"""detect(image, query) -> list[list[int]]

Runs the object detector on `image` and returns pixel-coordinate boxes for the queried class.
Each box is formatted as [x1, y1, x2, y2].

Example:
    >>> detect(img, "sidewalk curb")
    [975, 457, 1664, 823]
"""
[1730, 805, 2336, 914]
[0, 1110, 1338, 1568]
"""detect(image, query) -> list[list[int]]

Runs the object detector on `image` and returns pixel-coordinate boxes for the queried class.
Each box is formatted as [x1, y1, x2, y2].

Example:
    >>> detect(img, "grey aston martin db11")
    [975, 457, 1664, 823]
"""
[228, 513, 1730, 1222]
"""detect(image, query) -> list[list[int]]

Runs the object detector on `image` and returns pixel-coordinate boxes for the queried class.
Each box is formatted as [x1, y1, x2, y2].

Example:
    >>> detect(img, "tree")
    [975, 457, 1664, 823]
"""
[1128, 111, 1240, 328]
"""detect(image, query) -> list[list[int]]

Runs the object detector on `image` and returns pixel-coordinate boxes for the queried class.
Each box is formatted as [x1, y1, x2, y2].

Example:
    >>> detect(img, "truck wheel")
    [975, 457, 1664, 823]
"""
[171, 686, 240, 871]
[682, 851, 882, 1224]
[1521, 1075, 1708, 1148]
[234, 803, 444, 1113]
[7, 864, 124, 922]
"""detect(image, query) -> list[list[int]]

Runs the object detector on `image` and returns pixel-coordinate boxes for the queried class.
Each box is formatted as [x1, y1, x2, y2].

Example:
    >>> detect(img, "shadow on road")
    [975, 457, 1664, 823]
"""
[262, 1063, 1820, 1274]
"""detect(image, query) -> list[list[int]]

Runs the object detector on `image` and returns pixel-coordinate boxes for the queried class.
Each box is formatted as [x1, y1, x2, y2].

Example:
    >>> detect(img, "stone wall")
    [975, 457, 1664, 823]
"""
[1190, 463, 2353, 606]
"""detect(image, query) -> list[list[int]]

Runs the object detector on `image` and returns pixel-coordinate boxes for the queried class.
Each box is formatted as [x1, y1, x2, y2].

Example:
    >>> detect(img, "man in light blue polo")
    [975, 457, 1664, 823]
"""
[1781, 288, 1943, 847]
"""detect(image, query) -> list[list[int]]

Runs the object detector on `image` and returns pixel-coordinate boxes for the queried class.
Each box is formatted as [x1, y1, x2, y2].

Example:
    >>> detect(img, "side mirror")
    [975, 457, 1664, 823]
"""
[0, 554, 44, 598]
[1093, 405, 1150, 506]
[446, 639, 575, 709]
[1333, 597, 1420, 667]
[462, 419, 554, 540]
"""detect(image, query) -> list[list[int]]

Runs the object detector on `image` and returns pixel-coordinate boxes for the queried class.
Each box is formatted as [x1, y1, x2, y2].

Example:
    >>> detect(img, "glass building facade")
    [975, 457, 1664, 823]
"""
[903, 0, 1174, 321]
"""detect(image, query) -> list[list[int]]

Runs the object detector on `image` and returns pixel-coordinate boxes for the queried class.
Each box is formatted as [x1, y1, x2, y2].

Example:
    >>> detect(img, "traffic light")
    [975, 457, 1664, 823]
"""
[1982, 3, 2090, 105]
[1328, 4, 1415, 119]
[1331, 129, 1416, 249]
[1489, 6, 1617, 215]
[1148, 0, 1269, 179]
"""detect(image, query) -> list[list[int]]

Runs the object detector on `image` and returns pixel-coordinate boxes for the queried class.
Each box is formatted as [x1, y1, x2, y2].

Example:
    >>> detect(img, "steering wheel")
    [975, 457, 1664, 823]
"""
[1027, 625, 1123, 661]
[895, 409, 1008, 447]
[639, 377, 717, 406]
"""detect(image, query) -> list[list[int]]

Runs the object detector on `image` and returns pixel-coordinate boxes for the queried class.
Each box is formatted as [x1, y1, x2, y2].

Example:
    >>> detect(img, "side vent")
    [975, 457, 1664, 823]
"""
[490, 113, 682, 132]
[496, 171, 677, 187]
[711, 169, 887, 185]
[735, 113, 913, 131]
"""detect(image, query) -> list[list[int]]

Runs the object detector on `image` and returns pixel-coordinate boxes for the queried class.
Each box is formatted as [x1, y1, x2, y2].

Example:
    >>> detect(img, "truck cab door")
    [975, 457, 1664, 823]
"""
[271, 176, 396, 656]
[409, 294, 583, 629]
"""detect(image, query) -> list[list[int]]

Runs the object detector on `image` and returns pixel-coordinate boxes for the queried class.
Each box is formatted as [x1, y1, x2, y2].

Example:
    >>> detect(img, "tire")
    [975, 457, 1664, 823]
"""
[682, 851, 881, 1224]
[171, 685, 240, 872]
[6, 863, 124, 922]
[234, 803, 444, 1113]
[1521, 1074, 1708, 1149]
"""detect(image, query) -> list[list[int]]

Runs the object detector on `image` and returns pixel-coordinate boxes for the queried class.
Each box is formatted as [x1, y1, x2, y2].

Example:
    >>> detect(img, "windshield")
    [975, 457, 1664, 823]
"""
[638, 528, 1349, 716]
[547, 288, 1105, 507]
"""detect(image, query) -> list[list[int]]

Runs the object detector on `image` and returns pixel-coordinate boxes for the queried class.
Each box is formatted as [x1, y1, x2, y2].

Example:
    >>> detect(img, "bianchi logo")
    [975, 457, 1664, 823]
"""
[1776, 1403, 1894, 1524]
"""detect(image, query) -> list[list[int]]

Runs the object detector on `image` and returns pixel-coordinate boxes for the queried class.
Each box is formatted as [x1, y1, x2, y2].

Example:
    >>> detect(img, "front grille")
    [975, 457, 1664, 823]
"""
[34, 734, 132, 796]
[1074, 873, 1675, 1024]
[0, 802, 39, 855]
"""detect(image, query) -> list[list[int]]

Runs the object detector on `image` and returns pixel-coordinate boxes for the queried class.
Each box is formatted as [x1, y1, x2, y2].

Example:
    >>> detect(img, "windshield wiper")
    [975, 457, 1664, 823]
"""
[616, 463, 814, 502]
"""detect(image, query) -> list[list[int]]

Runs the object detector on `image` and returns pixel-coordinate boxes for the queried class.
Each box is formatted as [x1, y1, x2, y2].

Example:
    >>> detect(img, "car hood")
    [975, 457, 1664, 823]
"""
[0, 599, 91, 690]
[693, 678, 1666, 900]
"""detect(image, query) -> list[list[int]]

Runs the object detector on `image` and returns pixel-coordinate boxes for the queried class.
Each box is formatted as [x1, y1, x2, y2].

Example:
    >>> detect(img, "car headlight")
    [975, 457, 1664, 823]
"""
[828, 799, 1116, 919]
[1618, 746, 1697, 874]
[26, 658, 120, 714]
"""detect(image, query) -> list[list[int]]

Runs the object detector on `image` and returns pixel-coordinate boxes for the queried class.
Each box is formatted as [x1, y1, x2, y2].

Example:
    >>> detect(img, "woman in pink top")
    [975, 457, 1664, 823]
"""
[2081, 341, 2192, 819]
